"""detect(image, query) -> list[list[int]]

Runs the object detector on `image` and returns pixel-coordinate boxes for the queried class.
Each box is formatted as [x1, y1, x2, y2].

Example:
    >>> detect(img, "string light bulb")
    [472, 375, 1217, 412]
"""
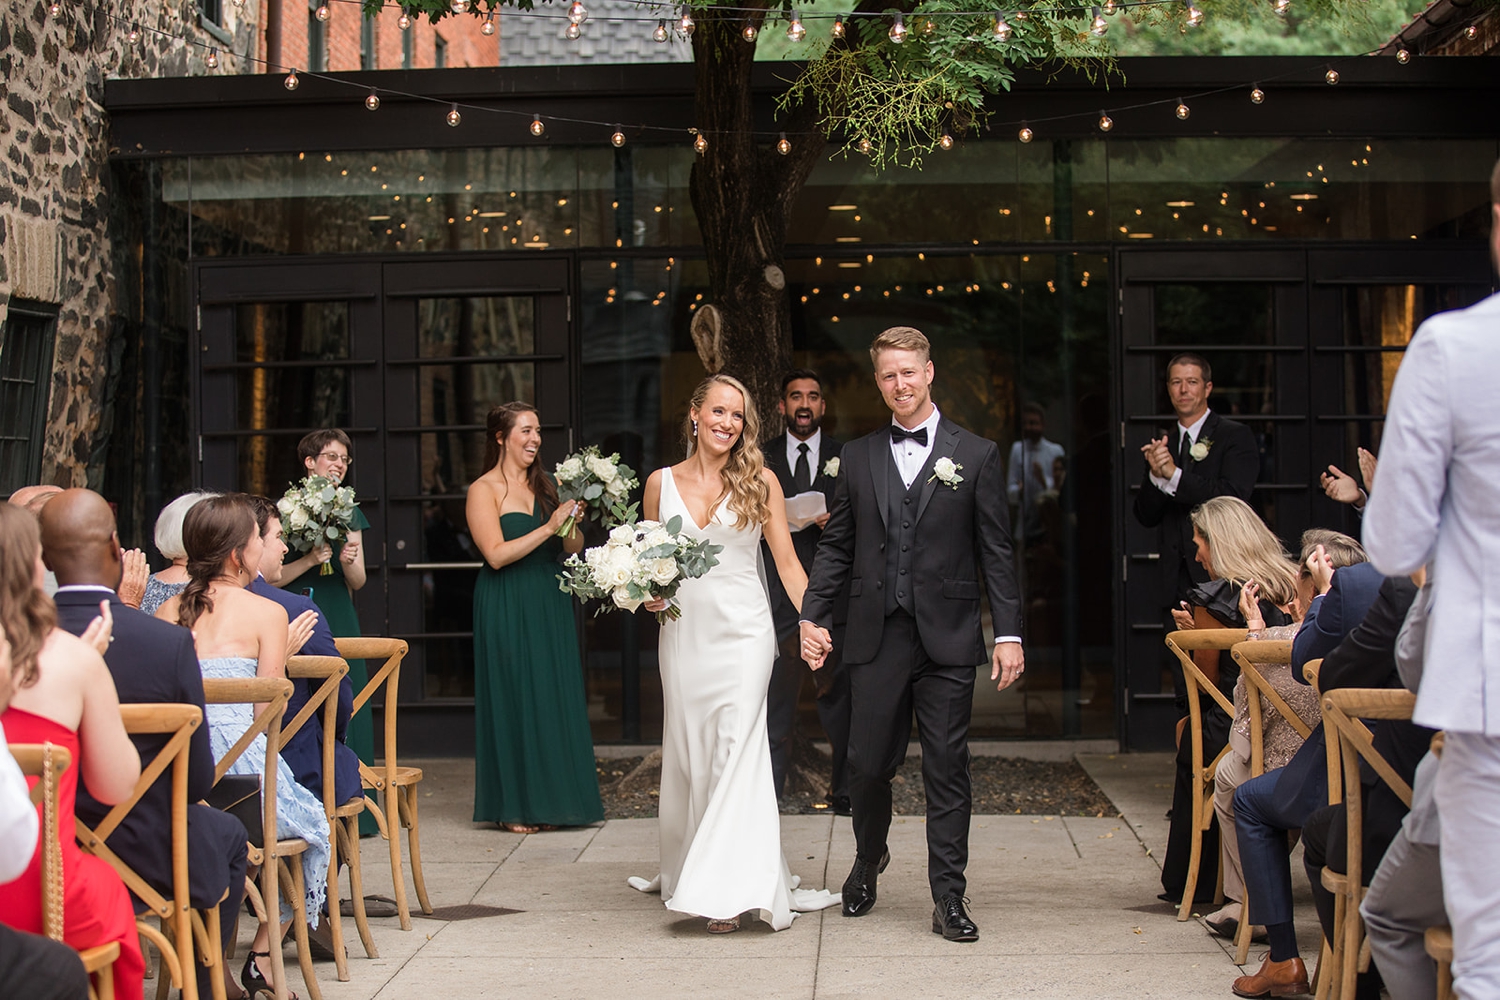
[921, 17, 936, 35]
[611, 126, 626, 147]
[993, 12, 1012, 40]
[1018, 123, 1033, 142]
[1465, 24, 1478, 39]
[481, 13, 495, 35]
[831, 14, 845, 38]
[742, 21, 758, 41]
[206, 47, 220, 69]
[787, 11, 806, 41]
[1104, 0, 1116, 12]
[1175, 98, 1190, 119]
[1325, 68, 1339, 85]
[1090, 6, 1108, 36]
[530, 114, 545, 136]
[127, 22, 142, 42]
[48, 0, 60, 15]
[777, 132, 792, 155]
[939, 132, 955, 150]
[566, 0, 587, 24]
[889, 13, 907, 43]
[694, 134, 708, 155]
[1250, 85, 1265, 104]
[1098, 110, 1113, 131]
[564, 22, 581, 38]
[654, 19, 669, 41]
[1396, 47, 1410, 63]
[446, 104, 462, 127]
[365, 89, 380, 110]
[678, 8, 694, 36]
[451, 0, 468, 11]
[1273, 0, 1289, 14]
[315, 3, 329, 21]
[1184, 1, 1204, 26]
[398, 10, 411, 29]
[858, 138, 873, 155]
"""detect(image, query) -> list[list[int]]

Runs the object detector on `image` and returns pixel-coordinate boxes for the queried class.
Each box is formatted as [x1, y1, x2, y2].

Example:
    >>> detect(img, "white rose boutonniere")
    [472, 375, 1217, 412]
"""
[1189, 439, 1212, 462]
[929, 457, 964, 490]
[822, 457, 840, 478]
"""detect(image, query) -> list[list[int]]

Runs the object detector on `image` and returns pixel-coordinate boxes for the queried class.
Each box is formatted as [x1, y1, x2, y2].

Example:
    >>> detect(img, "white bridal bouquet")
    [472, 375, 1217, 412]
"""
[278, 475, 360, 575]
[554, 445, 639, 538]
[558, 510, 722, 624]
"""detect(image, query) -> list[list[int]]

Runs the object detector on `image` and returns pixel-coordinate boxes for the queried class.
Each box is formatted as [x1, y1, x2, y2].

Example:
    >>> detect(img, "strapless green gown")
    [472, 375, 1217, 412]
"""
[473, 500, 604, 827]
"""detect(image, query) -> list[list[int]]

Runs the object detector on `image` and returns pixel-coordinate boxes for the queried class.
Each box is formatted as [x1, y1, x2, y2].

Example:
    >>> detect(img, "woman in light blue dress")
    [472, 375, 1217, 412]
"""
[155, 493, 330, 998]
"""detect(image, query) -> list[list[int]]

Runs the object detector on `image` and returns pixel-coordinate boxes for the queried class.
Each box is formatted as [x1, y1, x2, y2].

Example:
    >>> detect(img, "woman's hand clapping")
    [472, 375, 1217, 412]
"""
[286, 610, 319, 659]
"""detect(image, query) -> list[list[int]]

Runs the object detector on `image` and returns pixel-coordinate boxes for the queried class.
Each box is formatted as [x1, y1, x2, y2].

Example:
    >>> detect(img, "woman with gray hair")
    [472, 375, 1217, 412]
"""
[140, 490, 221, 615]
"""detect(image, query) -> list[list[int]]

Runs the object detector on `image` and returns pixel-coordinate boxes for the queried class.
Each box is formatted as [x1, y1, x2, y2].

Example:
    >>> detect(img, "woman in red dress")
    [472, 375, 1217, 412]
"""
[0, 503, 144, 999]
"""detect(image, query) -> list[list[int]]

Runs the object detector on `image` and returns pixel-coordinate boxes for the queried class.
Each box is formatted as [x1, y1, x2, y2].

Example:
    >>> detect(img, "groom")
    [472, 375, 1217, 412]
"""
[801, 326, 1024, 943]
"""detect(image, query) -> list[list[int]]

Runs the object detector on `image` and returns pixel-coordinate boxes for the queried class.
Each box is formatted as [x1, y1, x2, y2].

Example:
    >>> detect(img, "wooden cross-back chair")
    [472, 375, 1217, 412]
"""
[11, 742, 120, 1000]
[72, 703, 226, 1000]
[1314, 683, 1417, 1000]
[1227, 639, 1313, 965]
[1165, 628, 1247, 922]
[334, 636, 431, 930]
[284, 653, 378, 982]
[202, 675, 322, 1000]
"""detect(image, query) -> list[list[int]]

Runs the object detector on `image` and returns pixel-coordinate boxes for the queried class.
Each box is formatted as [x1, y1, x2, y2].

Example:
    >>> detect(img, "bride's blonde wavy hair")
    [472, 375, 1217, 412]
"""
[684, 374, 770, 529]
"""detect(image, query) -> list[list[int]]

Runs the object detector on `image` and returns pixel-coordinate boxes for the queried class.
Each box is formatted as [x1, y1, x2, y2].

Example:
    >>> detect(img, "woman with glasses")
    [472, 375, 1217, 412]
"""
[279, 429, 377, 820]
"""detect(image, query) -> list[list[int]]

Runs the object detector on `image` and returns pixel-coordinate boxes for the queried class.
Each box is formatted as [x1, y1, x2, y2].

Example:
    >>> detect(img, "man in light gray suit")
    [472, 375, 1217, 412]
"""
[1364, 157, 1500, 999]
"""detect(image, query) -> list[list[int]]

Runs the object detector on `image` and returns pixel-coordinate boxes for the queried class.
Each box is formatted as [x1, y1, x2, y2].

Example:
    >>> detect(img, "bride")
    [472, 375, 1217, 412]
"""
[629, 374, 840, 933]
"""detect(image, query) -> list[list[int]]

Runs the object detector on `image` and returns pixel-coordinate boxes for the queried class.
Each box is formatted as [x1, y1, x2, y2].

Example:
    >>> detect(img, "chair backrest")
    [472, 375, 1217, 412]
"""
[1230, 640, 1310, 776]
[1166, 629, 1246, 782]
[74, 703, 203, 922]
[201, 676, 294, 858]
[11, 742, 76, 941]
[1320, 685, 1418, 885]
[284, 655, 350, 817]
[333, 637, 408, 785]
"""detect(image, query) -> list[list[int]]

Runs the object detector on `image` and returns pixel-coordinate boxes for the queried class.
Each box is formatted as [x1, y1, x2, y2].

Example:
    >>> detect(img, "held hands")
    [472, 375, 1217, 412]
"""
[80, 600, 114, 655]
[992, 641, 1025, 692]
[1307, 543, 1336, 596]
[118, 548, 150, 609]
[799, 620, 833, 671]
[286, 610, 319, 658]
[1141, 435, 1176, 481]
[546, 500, 581, 536]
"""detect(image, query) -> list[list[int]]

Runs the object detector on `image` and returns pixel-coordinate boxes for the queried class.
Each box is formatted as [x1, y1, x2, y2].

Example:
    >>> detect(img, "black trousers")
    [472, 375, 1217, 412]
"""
[768, 633, 850, 802]
[171, 805, 249, 994]
[847, 610, 974, 902]
[0, 924, 90, 1000]
[1160, 694, 1230, 903]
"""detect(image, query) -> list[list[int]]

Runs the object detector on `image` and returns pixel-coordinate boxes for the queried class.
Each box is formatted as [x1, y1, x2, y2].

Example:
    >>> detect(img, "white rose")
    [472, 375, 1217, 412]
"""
[649, 558, 679, 586]
[1189, 440, 1210, 462]
[612, 585, 644, 613]
[934, 457, 957, 479]
[607, 476, 628, 497]
[287, 507, 310, 530]
[586, 455, 616, 480]
[603, 548, 635, 587]
[823, 456, 840, 478]
[277, 496, 296, 516]
[557, 457, 584, 481]
[609, 524, 636, 546]
[646, 527, 673, 548]
[584, 545, 609, 569]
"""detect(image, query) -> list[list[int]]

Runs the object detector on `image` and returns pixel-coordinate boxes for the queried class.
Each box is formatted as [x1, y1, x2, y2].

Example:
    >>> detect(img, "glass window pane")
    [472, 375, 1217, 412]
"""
[419, 430, 490, 497]
[235, 301, 349, 362]
[1154, 284, 1275, 347]
[418, 296, 535, 358]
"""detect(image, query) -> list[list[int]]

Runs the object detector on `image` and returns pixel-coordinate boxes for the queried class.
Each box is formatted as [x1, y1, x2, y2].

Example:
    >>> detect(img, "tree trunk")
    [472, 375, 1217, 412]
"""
[688, 5, 823, 435]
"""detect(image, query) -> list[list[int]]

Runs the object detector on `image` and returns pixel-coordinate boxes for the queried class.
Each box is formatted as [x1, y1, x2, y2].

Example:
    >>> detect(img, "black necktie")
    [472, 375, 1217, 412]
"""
[891, 426, 928, 446]
[1178, 432, 1193, 467]
[793, 442, 812, 493]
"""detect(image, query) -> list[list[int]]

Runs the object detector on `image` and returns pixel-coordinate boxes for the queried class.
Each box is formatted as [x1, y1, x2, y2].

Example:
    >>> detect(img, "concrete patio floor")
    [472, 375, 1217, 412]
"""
[179, 751, 1323, 999]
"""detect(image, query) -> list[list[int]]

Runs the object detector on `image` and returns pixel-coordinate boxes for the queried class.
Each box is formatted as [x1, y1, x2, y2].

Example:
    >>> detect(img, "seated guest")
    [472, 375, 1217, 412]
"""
[1161, 496, 1298, 907]
[0, 629, 92, 1000]
[244, 495, 362, 811]
[6, 487, 63, 596]
[156, 494, 331, 996]
[141, 491, 220, 616]
[0, 504, 145, 1000]
[40, 489, 250, 1000]
[1229, 555, 1391, 998]
[1205, 528, 1366, 940]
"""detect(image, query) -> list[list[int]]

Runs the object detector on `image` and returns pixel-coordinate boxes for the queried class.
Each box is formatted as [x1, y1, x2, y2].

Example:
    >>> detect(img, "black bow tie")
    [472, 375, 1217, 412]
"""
[891, 425, 928, 446]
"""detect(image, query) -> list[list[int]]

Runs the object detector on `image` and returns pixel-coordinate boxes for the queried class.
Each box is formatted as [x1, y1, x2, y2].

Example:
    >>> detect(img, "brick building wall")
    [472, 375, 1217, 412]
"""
[0, 0, 258, 490]
[263, 0, 499, 73]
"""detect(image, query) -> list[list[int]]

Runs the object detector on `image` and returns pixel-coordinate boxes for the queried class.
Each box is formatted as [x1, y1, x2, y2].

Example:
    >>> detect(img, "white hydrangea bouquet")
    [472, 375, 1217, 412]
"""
[557, 510, 722, 624]
[278, 475, 360, 575]
[554, 445, 639, 538]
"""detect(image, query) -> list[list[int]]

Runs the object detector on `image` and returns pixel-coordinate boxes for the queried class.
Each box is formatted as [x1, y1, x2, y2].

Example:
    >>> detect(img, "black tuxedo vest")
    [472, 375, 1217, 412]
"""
[883, 455, 924, 616]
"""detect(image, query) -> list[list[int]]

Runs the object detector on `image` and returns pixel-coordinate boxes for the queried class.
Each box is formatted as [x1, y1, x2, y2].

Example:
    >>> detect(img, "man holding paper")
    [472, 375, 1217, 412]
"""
[762, 369, 850, 811]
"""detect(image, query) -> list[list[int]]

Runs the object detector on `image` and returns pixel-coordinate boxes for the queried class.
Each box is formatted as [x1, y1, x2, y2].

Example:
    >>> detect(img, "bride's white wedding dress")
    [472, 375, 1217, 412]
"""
[628, 468, 840, 929]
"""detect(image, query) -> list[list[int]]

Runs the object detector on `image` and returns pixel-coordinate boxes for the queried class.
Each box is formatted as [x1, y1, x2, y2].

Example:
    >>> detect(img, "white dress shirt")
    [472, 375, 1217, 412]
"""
[890, 407, 943, 489]
[786, 428, 823, 485]
[0, 720, 40, 884]
[1150, 409, 1211, 496]
[1007, 436, 1067, 505]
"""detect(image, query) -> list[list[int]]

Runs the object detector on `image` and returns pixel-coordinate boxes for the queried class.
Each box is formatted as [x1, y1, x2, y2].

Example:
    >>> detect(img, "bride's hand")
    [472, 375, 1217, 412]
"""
[644, 598, 669, 613]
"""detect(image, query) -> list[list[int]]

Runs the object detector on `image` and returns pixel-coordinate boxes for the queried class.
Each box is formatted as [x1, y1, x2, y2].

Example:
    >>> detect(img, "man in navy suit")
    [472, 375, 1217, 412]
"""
[40, 489, 247, 999]
[761, 369, 850, 810]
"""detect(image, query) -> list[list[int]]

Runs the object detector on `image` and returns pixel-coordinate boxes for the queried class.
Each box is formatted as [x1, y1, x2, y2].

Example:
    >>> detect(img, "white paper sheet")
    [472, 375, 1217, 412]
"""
[784, 491, 828, 532]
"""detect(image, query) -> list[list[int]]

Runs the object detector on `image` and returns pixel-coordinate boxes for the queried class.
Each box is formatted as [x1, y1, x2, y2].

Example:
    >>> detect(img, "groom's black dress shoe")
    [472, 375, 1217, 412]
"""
[932, 894, 979, 942]
[830, 796, 852, 817]
[841, 850, 890, 917]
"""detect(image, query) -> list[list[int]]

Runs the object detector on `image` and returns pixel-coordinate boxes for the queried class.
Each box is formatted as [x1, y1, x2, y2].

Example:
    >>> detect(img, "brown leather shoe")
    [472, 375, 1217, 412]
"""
[1231, 955, 1310, 998]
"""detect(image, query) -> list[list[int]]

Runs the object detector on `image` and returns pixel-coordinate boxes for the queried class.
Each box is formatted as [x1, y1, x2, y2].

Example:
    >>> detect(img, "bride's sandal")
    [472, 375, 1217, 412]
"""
[706, 916, 741, 934]
[501, 822, 540, 834]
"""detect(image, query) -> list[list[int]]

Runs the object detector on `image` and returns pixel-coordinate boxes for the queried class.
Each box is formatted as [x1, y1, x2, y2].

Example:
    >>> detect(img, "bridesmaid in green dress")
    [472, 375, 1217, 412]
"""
[465, 402, 604, 832]
[279, 428, 378, 832]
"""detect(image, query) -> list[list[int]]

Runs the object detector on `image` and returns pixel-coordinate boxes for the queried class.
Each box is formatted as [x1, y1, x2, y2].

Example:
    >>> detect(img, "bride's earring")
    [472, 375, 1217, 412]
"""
[692, 419, 698, 437]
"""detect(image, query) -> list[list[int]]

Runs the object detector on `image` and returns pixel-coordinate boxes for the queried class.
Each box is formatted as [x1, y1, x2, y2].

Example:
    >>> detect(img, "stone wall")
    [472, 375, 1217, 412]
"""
[0, 0, 257, 488]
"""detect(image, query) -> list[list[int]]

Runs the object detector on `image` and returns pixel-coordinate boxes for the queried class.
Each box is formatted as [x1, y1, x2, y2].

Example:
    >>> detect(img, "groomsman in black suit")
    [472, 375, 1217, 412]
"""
[761, 369, 850, 813]
[802, 328, 1023, 942]
[40, 490, 247, 999]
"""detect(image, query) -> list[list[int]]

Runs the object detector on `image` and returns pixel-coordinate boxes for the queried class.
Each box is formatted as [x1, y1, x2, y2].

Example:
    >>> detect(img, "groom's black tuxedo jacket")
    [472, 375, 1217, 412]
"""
[803, 417, 1021, 666]
[762, 431, 846, 637]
